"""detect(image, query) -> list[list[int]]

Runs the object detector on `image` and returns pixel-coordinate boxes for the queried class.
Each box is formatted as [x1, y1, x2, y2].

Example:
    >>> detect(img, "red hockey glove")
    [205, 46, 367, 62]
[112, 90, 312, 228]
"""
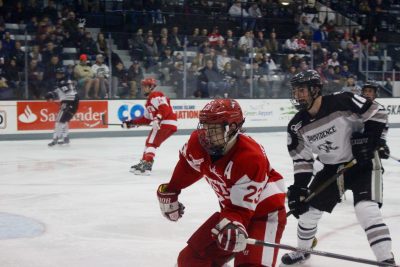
[121, 120, 137, 129]
[157, 183, 185, 222]
[211, 218, 248, 252]
[152, 114, 162, 131]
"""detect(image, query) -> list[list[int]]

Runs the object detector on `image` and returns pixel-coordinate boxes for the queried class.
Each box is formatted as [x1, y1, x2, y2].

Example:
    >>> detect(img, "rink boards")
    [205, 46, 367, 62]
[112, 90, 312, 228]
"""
[1, 98, 400, 139]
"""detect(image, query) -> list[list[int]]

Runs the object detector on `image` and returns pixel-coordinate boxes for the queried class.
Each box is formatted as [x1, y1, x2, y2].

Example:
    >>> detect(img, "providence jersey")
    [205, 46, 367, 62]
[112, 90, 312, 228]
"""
[287, 92, 388, 180]
[48, 79, 78, 101]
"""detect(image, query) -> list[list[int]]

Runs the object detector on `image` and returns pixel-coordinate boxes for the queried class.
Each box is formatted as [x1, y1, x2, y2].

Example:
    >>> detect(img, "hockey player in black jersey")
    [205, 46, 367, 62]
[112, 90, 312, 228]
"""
[46, 67, 79, 146]
[282, 70, 396, 265]
[361, 82, 390, 160]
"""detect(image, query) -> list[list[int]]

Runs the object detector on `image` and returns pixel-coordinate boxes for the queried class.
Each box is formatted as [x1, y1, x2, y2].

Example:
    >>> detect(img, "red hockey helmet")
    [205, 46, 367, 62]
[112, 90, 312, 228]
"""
[199, 98, 244, 126]
[198, 99, 245, 156]
[141, 77, 157, 88]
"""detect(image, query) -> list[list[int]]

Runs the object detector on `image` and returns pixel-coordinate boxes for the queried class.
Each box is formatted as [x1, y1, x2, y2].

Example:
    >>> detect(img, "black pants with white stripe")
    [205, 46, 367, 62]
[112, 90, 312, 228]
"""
[57, 98, 79, 123]
[309, 152, 383, 213]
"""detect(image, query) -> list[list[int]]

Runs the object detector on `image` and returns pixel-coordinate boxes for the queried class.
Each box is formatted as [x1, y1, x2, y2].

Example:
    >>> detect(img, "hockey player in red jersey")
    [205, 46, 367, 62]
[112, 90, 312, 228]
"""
[122, 77, 177, 175]
[156, 99, 286, 266]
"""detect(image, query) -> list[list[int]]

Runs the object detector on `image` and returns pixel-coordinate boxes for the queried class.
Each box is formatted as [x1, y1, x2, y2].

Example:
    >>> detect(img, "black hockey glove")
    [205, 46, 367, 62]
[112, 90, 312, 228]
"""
[351, 132, 375, 165]
[378, 139, 390, 160]
[287, 185, 310, 219]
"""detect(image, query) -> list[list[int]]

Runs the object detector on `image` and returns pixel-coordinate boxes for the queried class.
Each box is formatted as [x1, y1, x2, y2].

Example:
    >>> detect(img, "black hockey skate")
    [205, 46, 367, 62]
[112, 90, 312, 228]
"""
[48, 139, 58, 147]
[281, 251, 310, 265]
[130, 160, 153, 175]
[380, 256, 396, 267]
[281, 238, 317, 265]
[58, 137, 70, 145]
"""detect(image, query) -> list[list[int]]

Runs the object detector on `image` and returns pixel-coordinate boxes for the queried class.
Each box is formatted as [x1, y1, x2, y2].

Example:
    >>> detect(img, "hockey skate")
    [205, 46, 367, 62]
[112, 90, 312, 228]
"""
[130, 160, 153, 175]
[281, 238, 317, 266]
[48, 139, 58, 147]
[58, 137, 70, 145]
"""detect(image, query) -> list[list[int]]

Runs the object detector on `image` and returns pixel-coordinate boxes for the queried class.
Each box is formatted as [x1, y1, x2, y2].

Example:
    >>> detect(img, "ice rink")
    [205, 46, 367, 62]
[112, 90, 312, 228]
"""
[1, 129, 399, 267]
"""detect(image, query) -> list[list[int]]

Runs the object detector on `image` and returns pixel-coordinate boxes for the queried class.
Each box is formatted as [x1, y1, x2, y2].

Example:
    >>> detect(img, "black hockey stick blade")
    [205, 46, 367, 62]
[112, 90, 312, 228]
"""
[246, 238, 398, 266]
[101, 113, 122, 126]
[287, 159, 357, 218]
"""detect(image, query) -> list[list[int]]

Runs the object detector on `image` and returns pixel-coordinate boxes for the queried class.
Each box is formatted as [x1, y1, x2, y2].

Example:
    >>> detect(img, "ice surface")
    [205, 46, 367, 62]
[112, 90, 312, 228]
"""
[0, 129, 399, 267]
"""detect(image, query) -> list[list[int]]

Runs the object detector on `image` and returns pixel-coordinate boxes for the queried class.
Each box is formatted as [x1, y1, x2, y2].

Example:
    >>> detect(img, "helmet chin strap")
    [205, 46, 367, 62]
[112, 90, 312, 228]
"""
[307, 86, 320, 111]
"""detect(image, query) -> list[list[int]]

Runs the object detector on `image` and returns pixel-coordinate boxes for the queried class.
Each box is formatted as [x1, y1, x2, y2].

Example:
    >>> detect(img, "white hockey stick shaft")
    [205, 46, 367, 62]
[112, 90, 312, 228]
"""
[389, 154, 400, 162]
[246, 238, 398, 266]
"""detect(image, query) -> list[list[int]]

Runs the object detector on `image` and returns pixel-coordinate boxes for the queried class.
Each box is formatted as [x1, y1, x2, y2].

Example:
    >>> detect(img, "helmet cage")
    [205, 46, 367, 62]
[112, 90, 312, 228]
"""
[361, 82, 379, 99]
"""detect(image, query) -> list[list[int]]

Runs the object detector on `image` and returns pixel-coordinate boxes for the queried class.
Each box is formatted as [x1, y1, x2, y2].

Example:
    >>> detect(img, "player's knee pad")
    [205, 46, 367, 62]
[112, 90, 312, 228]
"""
[355, 200, 383, 229]
[298, 206, 323, 228]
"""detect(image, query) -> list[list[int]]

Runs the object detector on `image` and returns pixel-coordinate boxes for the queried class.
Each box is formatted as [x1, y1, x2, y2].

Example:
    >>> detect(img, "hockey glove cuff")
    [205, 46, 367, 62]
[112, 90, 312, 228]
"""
[287, 185, 310, 219]
[152, 114, 162, 131]
[211, 218, 248, 253]
[351, 132, 376, 165]
[157, 183, 185, 222]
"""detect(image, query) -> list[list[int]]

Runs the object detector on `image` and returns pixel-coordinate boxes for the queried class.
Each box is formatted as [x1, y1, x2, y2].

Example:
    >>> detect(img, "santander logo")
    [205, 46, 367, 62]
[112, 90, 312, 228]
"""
[18, 105, 38, 123]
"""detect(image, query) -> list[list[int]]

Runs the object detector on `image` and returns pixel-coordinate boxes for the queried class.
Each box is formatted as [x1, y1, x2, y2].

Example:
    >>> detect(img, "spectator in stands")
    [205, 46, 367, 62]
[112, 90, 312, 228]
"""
[199, 28, 209, 44]
[169, 26, 183, 51]
[192, 52, 206, 71]
[311, 42, 324, 67]
[327, 51, 340, 67]
[313, 25, 328, 44]
[43, 55, 62, 92]
[80, 31, 97, 60]
[198, 59, 225, 98]
[3, 57, 19, 96]
[26, 16, 39, 33]
[216, 48, 231, 71]
[29, 45, 43, 64]
[261, 53, 277, 73]
[74, 54, 94, 99]
[264, 31, 279, 55]
[339, 64, 352, 79]
[186, 63, 200, 97]
[254, 30, 266, 53]
[220, 62, 239, 98]
[91, 54, 110, 98]
[159, 46, 174, 85]
[188, 28, 202, 47]
[225, 38, 237, 57]
[27, 59, 43, 99]
[127, 60, 144, 98]
[284, 35, 299, 53]
[42, 42, 60, 65]
[229, 0, 253, 31]
[9, 1, 25, 24]
[224, 29, 236, 46]
[204, 48, 218, 67]
[2, 32, 15, 53]
[324, 65, 342, 93]
[171, 61, 184, 97]
[368, 35, 380, 56]
[0, 76, 12, 99]
[96, 32, 108, 56]
[310, 17, 321, 32]
[82, 0, 99, 12]
[238, 30, 254, 55]
[158, 37, 170, 56]
[342, 75, 361, 94]
[208, 26, 224, 47]
[129, 28, 145, 61]
[143, 35, 159, 70]
[111, 61, 129, 98]
[340, 42, 355, 71]
[62, 11, 78, 38]
[9, 41, 24, 71]
[248, 2, 263, 30]
[297, 15, 312, 38]
[43, 0, 58, 22]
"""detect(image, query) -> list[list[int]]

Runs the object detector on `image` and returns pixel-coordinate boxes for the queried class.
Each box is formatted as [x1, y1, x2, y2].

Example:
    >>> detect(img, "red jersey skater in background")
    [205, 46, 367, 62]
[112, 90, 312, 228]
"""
[122, 77, 177, 175]
[157, 99, 286, 266]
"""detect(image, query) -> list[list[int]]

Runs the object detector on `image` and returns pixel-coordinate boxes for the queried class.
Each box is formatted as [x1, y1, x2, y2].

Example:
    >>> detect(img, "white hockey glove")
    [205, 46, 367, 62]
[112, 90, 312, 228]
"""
[157, 183, 185, 222]
[211, 218, 248, 253]
[152, 114, 162, 131]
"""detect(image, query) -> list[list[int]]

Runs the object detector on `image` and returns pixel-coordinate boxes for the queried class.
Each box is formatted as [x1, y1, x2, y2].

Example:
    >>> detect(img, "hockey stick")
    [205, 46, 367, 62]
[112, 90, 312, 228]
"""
[287, 159, 357, 218]
[246, 238, 398, 266]
[388, 154, 400, 163]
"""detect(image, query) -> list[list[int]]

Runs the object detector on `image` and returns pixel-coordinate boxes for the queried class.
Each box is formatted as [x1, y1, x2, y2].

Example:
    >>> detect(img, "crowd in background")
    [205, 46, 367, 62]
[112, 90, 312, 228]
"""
[0, 0, 397, 100]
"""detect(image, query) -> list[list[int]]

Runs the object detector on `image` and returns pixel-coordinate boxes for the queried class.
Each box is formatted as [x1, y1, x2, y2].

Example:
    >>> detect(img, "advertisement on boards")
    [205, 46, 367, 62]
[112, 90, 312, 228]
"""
[17, 101, 108, 131]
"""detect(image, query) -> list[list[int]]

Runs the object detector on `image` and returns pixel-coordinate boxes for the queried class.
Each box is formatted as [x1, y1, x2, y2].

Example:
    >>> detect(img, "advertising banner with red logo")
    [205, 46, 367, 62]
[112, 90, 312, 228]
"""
[17, 101, 108, 131]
